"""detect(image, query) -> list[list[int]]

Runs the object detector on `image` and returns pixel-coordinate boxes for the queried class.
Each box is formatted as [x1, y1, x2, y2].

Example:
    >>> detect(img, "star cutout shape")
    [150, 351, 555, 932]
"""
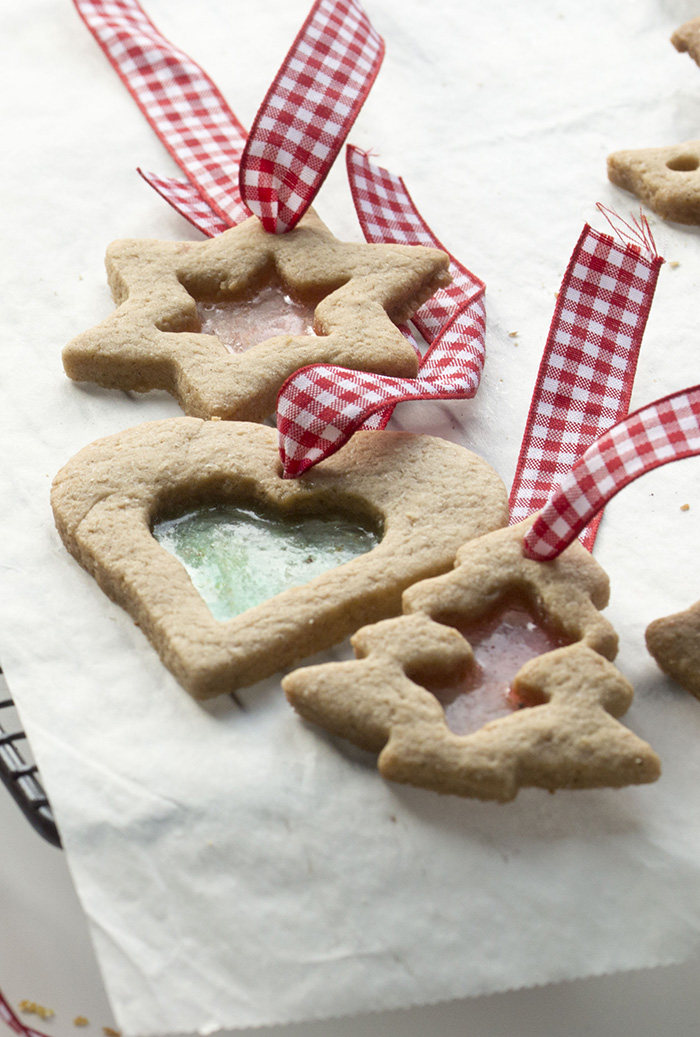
[63, 209, 451, 422]
[283, 519, 661, 800]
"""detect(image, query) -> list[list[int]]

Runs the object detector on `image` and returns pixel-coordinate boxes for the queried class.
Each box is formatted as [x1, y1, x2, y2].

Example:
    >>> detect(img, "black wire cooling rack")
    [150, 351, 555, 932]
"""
[0, 667, 61, 848]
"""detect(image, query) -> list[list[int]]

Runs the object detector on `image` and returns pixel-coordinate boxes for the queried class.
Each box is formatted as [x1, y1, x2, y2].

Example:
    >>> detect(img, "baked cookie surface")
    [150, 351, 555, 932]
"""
[51, 420, 508, 699]
[671, 17, 700, 66]
[605, 18, 700, 223]
[646, 599, 700, 698]
[62, 209, 451, 421]
[283, 520, 660, 800]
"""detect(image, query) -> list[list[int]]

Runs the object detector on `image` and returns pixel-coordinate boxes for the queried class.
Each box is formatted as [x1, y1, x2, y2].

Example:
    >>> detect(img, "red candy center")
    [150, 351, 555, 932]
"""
[422, 604, 567, 736]
[197, 285, 316, 354]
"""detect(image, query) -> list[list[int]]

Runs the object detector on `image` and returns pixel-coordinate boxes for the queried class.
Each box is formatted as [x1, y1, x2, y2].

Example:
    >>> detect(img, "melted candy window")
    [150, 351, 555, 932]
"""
[196, 284, 317, 354]
[421, 603, 569, 736]
[153, 504, 380, 621]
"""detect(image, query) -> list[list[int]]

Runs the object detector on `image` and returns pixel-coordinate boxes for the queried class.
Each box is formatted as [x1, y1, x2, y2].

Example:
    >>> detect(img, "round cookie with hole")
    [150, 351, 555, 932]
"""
[607, 140, 700, 224]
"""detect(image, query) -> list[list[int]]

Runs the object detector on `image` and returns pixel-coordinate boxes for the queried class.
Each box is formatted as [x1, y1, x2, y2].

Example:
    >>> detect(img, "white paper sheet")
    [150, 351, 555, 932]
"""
[3, 0, 700, 1032]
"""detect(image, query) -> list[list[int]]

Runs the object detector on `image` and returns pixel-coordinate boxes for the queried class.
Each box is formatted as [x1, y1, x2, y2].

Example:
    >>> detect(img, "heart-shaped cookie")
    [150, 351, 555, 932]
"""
[51, 419, 508, 698]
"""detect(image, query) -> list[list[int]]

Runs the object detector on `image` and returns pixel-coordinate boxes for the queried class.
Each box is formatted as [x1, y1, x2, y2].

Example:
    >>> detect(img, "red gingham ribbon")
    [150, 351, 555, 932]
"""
[72, 0, 248, 228]
[508, 218, 663, 551]
[346, 146, 486, 335]
[239, 0, 384, 233]
[276, 149, 487, 477]
[71, 2, 487, 477]
[0, 992, 50, 1037]
[524, 385, 700, 560]
[137, 170, 233, 237]
[75, 1, 384, 237]
[277, 300, 486, 476]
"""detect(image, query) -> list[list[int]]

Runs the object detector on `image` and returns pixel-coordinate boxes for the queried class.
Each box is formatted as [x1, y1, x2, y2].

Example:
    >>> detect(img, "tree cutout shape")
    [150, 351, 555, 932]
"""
[283, 520, 660, 800]
[62, 209, 450, 422]
[51, 418, 508, 699]
[646, 600, 700, 699]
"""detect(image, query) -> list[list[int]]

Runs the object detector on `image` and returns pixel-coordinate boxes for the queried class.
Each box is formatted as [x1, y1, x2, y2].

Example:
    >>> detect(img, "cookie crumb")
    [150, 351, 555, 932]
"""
[74, 1018, 89, 1027]
[508, 331, 518, 337]
[19, 1001, 55, 1020]
[669, 260, 680, 269]
[103, 1028, 121, 1037]
[681, 503, 690, 511]
[210, 415, 222, 421]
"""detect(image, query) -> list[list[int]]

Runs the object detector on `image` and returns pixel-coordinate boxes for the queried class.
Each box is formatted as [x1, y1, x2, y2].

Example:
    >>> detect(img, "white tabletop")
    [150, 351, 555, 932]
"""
[4, 0, 700, 1033]
[4, 783, 700, 1037]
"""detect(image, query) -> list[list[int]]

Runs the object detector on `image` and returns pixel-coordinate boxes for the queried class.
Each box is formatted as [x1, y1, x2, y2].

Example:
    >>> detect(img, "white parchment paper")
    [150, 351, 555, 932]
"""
[3, 0, 700, 1032]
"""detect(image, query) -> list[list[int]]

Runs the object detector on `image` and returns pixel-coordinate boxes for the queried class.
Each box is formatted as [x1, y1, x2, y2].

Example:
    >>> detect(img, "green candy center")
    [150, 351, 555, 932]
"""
[153, 504, 380, 621]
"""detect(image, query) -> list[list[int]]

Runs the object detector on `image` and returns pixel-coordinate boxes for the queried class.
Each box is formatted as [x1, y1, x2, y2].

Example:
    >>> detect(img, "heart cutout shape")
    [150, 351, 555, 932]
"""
[153, 503, 380, 621]
[51, 418, 508, 699]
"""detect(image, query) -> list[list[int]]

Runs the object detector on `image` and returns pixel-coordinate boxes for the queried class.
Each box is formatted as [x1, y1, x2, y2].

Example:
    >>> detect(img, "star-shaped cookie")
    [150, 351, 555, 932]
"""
[63, 209, 451, 421]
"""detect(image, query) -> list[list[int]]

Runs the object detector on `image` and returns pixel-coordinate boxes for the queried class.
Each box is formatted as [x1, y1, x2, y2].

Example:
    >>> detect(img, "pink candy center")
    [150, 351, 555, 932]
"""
[423, 605, 567, 736]
[196, 285, 316, 354]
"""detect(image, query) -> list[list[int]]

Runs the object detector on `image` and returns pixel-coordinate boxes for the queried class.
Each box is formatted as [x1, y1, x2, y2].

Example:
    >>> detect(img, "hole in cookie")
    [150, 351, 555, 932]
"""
[152, 503, 380, 621]
[194, 282, 319, 354]
[418, 602, 568, 736]
[666, 154, 700, 172]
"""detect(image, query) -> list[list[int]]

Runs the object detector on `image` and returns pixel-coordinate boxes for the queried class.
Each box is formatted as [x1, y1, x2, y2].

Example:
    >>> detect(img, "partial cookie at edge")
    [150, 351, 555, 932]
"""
[646, 599, 700, 699]
[607, 140, 700, 225]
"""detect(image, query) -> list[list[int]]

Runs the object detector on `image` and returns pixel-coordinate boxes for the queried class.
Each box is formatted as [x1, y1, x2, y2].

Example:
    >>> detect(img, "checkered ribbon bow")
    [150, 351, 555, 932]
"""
[524, 384, 700, 560]
[73, 1, 490, 476]
[276, 147, 487, 477]
[509, 211, 663, 552]
[73, 0, 249, 229]
[74, 0, 384, 235]
[239, 0, 384, 232]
